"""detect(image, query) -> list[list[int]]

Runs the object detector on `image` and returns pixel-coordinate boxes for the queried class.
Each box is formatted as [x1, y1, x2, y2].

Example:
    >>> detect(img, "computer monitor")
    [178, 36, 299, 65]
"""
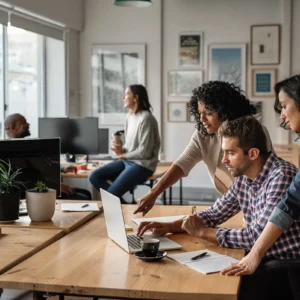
[0, 138, 61, 198]
[98, 128, 109, 154]
[38, 118, 99, 159]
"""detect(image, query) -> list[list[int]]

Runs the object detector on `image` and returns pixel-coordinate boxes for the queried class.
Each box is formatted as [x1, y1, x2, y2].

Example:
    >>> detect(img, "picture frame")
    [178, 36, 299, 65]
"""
[91, 44, 146, 125]
[168, 70, 203, 97]
[208, 43, 247, 92]
[251, 24, 280, 65]
[168, 102, 188, 122]
[251, 68, 277, 97]
[179, 32, 204, 68]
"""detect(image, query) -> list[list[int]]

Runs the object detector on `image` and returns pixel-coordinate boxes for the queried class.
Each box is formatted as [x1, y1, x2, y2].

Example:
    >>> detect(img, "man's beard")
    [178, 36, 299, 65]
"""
[20, 129, 31, 138]
[229, 160, 252, 177]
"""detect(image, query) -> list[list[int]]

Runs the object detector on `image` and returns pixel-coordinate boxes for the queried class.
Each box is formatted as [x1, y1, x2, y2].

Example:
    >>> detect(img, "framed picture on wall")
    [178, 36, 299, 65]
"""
[251, 24, 280, 65]
[251, 68, 277, 97]
[168, 102, 188, 122]
[91, 44, 146, 125]
[179, 32, 204, 68]
[208, 43, 247, 92]
[168, 70, 203, 97]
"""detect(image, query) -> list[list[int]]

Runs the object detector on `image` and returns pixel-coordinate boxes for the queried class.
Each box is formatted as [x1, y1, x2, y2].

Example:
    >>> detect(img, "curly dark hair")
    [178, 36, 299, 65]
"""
[187, 81, 257, 138]
[274, 74, 300, 139]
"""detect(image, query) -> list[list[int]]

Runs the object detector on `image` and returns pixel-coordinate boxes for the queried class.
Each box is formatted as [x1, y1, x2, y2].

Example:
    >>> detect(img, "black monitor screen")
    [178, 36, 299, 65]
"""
[38, 118, 99, 155]
[98, 128, 109, 154]
[0, 138, 61, 198]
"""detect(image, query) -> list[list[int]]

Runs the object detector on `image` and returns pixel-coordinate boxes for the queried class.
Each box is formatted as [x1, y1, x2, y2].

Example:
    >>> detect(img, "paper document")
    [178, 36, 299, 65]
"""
[168, 249, 238, 274]
[132, 215, 185, 225]
[61, 202, 100, 212]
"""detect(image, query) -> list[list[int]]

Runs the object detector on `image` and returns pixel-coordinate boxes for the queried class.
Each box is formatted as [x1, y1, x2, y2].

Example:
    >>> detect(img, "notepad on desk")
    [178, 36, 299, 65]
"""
[61, 203, 100, 212]
[132, 215, 186, 225]
[168, 249, 238, 274]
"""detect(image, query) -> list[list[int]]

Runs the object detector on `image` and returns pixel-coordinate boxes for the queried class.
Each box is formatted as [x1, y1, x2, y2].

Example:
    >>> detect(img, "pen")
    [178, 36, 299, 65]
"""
[81, 204, 89, 208]
[190, 251, 208, 261]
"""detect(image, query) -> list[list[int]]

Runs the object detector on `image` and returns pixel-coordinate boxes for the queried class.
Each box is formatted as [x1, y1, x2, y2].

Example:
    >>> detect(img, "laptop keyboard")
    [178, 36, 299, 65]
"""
[127, 235, 143, 250]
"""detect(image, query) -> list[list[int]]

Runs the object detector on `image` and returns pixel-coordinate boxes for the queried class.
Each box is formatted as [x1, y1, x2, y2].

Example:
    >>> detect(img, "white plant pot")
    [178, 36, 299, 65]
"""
[26, 189, 56, 222]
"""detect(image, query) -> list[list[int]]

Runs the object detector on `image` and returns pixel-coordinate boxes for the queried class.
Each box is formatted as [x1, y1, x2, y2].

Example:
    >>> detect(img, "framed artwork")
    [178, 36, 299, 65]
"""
[91, 44, 146, 125]
[168, 102, 188, 122]
[179, 32, 204, 67]
[168, 70, 203, 97]
[251, 101, 263, 122]
[251, 24, 280, 65]
[252, 68, 277, 97]
[208, 43, 247, 92]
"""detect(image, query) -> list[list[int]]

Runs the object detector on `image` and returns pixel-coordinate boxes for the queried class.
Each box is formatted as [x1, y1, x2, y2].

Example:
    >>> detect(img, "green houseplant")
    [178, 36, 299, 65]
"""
[0, 159, 25, 222]
[26, 181, 56, 222]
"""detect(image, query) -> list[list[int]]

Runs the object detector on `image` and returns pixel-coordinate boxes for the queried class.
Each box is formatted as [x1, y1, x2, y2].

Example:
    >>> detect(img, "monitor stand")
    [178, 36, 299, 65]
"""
[65, 153, 76, 163]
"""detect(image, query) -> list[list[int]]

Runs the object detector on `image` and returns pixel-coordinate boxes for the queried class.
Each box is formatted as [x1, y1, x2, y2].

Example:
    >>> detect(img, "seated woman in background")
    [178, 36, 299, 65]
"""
[222, 74, 300, 284]
[134, 81, 274, 216]
[89, 84, 160, 204]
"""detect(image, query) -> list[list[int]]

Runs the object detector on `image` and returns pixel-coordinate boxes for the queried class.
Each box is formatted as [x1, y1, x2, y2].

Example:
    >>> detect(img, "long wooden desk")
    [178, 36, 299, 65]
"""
[62, 160, 183, 205]
[0, 205, 244, 300]
[0, 200, 102, 233]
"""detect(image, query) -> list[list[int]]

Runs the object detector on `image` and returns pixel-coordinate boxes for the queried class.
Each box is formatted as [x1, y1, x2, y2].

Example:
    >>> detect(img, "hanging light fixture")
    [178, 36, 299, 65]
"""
[114, 0, 152, 8]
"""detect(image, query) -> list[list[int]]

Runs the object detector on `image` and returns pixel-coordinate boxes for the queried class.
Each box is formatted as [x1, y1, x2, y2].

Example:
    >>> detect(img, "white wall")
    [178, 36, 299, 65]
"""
[4, 0, 84, 30]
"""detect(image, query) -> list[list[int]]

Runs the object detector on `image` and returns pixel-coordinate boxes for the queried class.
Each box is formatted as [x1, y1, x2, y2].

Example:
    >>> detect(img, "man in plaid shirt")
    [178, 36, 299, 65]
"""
[138, 116, 299, 300]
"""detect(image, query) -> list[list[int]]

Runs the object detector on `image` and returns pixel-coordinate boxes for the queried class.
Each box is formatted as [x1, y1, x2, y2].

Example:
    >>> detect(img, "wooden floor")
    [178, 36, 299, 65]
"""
[1, 289, 114, 300]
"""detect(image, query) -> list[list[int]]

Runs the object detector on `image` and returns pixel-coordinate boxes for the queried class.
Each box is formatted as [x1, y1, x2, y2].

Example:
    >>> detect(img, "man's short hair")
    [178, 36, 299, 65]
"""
[218, 116, 269, 155]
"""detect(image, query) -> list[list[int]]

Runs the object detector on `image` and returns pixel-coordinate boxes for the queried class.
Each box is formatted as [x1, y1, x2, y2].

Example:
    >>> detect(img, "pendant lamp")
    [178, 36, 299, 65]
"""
[114, 0, 152, 8]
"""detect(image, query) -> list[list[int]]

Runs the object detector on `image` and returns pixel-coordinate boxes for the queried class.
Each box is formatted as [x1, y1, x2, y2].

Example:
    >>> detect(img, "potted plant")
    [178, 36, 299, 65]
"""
[0, 159, 25, 222]
[26, 181, 56, 222]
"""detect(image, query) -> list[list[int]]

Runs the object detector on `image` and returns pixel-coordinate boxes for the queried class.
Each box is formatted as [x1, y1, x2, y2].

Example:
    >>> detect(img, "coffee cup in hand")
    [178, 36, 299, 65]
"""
[112, 135, 122, 147]
[141, 238, 160, 257]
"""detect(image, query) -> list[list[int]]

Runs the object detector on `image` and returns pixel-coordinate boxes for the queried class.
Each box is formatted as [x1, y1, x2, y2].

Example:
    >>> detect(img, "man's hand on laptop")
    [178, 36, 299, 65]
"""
[137, 221, 171, 236]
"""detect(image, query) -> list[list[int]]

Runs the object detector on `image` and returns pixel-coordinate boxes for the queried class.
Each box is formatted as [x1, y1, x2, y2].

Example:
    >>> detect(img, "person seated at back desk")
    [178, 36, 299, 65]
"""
[5, 113, 91, 200]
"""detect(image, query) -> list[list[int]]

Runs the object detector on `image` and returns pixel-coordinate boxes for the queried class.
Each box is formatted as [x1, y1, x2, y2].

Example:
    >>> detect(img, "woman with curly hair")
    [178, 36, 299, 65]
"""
[134, 81, 273, 215]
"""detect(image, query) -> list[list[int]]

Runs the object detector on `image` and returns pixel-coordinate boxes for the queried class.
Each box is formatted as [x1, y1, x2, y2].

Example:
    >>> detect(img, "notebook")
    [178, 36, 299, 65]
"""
[168, 249, 238, 274]
[61, 202, 100, 212]
[132, 215, 186, 225]
[100, 189, 182, 253]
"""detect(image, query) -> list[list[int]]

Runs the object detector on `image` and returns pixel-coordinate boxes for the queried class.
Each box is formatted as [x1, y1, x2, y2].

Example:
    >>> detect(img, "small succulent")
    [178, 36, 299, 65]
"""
[34, 181, 49, 193]
[0, 159, 25, 193]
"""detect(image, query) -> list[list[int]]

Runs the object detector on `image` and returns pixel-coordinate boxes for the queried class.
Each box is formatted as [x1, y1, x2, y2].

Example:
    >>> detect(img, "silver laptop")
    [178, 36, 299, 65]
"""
[100, 189, 182, 253]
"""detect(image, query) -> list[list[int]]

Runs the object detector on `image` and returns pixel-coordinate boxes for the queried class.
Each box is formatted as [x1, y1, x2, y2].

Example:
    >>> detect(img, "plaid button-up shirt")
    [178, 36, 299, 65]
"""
[198, 153, 300, 259]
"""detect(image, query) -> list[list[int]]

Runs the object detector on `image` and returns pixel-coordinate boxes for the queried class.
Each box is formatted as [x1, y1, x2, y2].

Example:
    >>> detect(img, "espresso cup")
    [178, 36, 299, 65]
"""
[141, 238, 160, 257]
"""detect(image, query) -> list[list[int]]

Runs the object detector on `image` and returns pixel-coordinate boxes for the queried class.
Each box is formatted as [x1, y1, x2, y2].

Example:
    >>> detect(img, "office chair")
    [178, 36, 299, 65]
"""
[265, 259, 300, 300]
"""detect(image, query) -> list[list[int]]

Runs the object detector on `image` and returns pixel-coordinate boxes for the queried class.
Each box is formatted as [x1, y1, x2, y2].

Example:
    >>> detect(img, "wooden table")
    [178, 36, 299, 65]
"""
[0, 200, 102, 233]
[0, 227, 63, 275]
[0, 205, 244, 300]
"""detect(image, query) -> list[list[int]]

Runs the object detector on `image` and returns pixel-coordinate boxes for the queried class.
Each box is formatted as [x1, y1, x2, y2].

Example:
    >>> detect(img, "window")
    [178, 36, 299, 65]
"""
[0, 23, 65, 139]
[7, 26, 42, 138]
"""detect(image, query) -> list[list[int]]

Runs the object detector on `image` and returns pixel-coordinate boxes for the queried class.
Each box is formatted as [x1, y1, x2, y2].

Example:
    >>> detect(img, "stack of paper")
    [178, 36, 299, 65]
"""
[168, 249, 238, 274]
[132, 215, 185, 225]
[61, 203, 100, 212]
